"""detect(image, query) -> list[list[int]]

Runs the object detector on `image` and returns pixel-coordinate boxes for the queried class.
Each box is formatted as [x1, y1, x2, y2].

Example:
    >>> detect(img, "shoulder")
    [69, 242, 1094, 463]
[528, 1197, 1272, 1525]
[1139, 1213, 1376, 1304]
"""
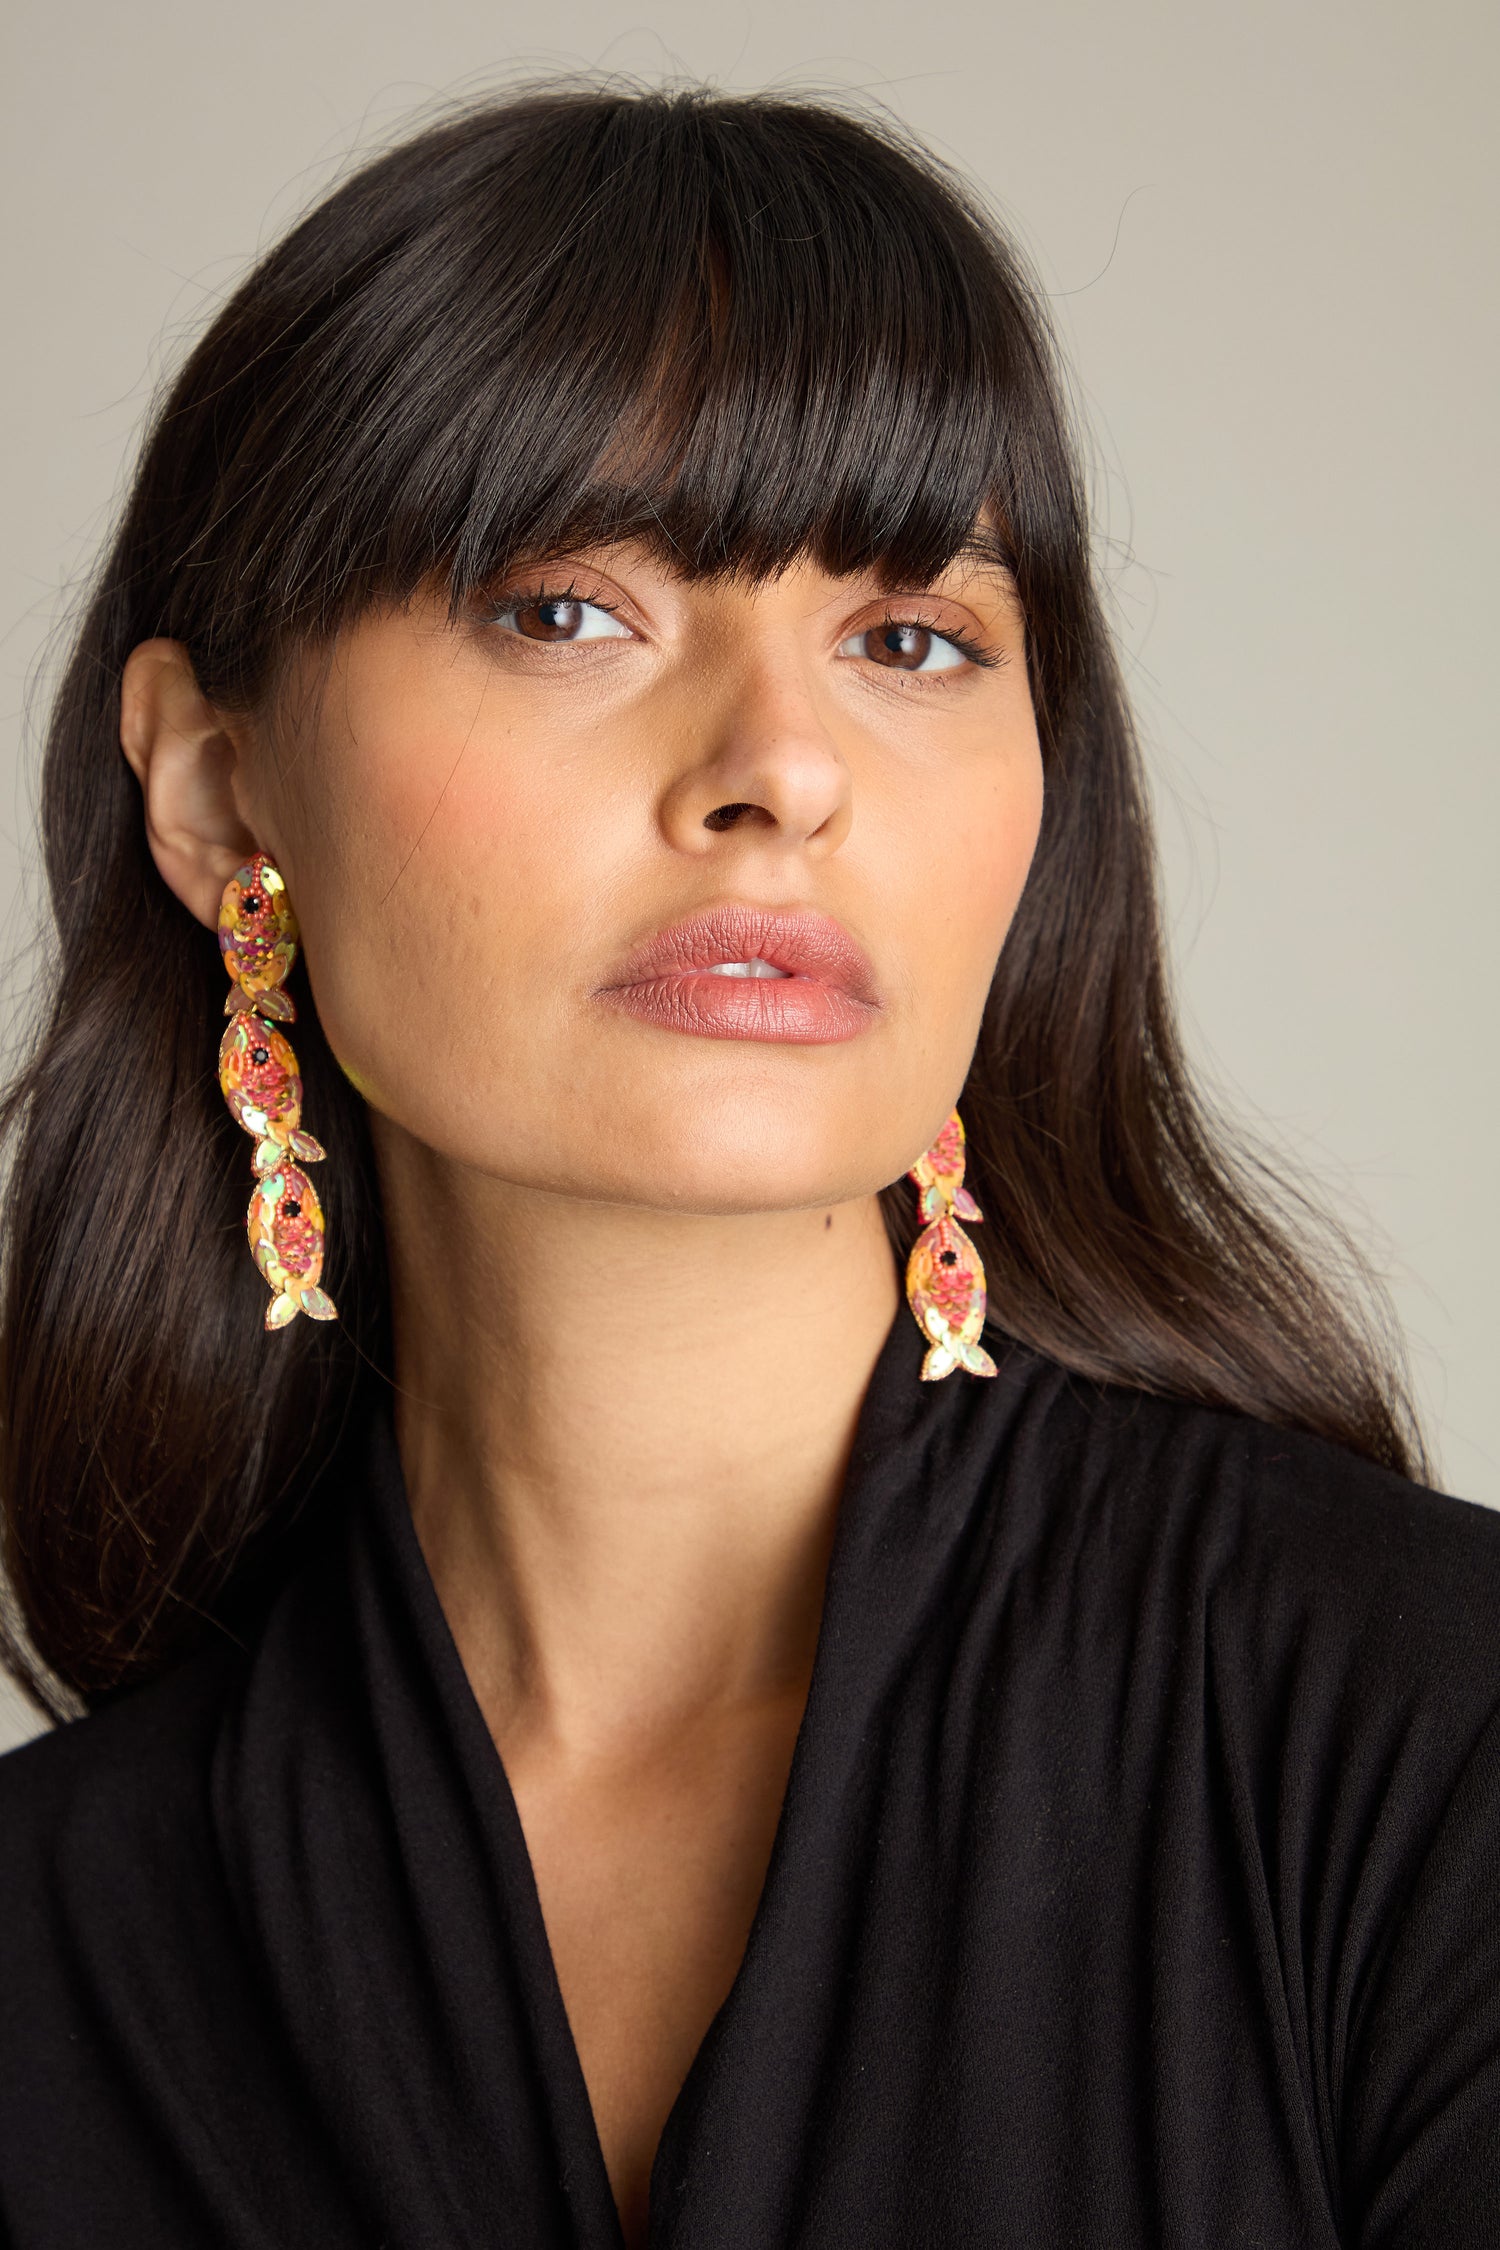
[981, 1352, 1500, 1985]
[0, 1641, 245, 1890]
[979, 1361, 1500, 2227]
[996, 1341, 1500, 1582]
[988, 1344, 1500, 1713]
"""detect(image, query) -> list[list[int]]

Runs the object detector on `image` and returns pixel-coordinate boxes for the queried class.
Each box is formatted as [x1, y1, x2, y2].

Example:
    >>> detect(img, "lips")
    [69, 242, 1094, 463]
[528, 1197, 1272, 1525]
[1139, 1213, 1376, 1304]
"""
[597, 906, 880, 1044]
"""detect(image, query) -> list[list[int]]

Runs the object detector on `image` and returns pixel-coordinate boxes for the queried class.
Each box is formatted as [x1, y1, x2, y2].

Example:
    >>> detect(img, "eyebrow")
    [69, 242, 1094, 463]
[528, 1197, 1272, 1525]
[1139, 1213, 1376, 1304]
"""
[952, 525, 1020, 576]
[467, 529, 1024, 606]
[888, 535, 1021, 606]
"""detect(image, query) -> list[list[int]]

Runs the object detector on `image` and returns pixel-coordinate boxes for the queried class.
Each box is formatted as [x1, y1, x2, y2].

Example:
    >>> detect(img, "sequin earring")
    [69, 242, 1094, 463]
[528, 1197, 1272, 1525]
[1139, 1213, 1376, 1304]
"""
[904, 1109, 997, 1381]
[217, 852, 338, 1330]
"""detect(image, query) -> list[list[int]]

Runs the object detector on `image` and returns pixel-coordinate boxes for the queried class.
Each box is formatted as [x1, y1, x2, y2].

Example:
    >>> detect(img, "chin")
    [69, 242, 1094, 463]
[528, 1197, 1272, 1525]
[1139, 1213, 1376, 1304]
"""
[598, 1160, 873, 1220]
[499, 1100, 901, 1217]
[380, 1047, 925, 1216]
[599, 1072, 912, 1210]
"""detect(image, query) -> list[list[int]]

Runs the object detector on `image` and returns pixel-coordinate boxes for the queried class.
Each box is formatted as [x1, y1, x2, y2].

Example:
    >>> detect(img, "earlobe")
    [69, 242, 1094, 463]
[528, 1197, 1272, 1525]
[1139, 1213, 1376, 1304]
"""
[119, 639, 261, 930]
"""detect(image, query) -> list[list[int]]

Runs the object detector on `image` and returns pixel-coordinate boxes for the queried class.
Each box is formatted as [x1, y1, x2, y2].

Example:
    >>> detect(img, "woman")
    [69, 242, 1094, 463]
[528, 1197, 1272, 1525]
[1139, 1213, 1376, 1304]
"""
[0, 82, 1494, 2250]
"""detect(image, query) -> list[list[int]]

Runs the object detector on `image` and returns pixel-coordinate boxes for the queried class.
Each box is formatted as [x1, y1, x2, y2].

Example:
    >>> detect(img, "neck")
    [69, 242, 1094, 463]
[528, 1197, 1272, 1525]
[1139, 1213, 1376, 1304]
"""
[374, 1122, 901, 1758]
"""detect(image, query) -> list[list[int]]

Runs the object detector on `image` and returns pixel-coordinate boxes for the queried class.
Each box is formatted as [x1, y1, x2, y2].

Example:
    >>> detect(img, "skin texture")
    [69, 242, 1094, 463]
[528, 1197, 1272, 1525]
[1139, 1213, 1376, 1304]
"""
[121, 542, 1043, 2246]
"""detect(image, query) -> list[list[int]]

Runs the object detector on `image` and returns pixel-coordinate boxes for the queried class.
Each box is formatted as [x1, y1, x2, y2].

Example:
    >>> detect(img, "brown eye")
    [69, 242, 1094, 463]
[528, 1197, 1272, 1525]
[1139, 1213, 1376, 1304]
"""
[864, 623, 934, 670]
[839, 620, 968, 673]
[515, 597, 584, 641]
[490, 591, 630, 643]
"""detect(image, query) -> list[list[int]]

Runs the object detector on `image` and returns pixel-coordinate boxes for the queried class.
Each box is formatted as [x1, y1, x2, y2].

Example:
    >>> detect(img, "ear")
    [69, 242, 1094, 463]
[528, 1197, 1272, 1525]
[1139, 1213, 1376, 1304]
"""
[119, 640, 260, 930]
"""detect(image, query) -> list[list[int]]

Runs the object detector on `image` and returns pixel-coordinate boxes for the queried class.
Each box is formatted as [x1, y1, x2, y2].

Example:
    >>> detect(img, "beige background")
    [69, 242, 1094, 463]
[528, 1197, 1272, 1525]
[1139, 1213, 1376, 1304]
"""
[1, 0, 1495, 1749]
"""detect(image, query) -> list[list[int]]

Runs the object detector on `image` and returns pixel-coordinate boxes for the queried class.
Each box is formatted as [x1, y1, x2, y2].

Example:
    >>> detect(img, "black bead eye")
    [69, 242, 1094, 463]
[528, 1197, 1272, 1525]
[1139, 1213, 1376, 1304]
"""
[283, 1199, 302, 1218]
[250, 1047, 270, 1066]
[939, 1249, 958, 1266]
[240, 893, 261, 914]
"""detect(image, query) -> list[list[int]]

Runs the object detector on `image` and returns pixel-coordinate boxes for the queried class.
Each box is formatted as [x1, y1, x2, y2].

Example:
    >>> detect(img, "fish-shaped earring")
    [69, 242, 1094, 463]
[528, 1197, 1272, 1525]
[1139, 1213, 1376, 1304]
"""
[904, 1108, 997, 1381]
[217, 852, 338, 1330]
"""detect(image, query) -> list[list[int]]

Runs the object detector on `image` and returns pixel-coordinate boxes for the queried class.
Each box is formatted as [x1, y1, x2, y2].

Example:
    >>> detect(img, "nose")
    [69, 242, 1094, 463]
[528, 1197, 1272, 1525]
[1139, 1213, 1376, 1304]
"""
[657, 643, 854, 860]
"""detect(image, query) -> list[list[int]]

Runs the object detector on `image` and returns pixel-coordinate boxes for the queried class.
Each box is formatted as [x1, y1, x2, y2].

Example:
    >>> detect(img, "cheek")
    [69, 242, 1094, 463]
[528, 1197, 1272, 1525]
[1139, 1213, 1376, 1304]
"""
[279, 705, 620, 1138]
[895, 737, 1044, 1029]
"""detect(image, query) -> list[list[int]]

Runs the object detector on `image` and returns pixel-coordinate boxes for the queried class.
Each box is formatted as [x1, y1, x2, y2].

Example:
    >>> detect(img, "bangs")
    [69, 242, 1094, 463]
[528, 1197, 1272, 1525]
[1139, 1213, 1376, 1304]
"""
[206, 91, 1069, 665]
[433, 100, 1024, 593]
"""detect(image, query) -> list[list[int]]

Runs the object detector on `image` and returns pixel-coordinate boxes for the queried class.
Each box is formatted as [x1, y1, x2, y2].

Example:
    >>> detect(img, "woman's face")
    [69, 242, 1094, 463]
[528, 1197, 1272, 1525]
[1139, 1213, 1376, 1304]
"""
[241, 543, 1043, 1213]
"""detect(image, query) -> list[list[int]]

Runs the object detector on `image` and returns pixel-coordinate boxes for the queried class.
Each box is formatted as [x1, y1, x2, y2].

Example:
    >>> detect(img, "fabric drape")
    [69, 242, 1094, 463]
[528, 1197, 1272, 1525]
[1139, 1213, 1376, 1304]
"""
[3, 1311, 1499, 2247]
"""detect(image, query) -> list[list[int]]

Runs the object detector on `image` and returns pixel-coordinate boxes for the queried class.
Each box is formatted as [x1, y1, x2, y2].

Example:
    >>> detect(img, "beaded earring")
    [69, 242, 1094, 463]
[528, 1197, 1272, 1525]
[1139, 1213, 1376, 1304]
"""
[217, 852, 338, 1330]
[904, 1109, 997, 1381]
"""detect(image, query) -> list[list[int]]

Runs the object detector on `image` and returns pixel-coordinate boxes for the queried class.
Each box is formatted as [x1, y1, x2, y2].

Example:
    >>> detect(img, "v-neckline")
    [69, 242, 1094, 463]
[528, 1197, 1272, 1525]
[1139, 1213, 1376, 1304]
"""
[368, 1302, 949, 2247]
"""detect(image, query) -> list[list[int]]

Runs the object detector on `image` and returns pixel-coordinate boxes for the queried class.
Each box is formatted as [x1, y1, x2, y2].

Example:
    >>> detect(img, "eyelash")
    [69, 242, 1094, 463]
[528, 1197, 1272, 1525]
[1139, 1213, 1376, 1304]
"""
[483, 583, 999, 671]
[483, 579, 622, 623]
[869, 609, 1000, 671]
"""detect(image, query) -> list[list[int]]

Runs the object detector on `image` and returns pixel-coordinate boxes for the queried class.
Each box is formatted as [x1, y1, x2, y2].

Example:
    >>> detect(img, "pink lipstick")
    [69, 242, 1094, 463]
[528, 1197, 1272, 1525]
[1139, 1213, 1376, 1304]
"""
[597, 906, 880, 1044]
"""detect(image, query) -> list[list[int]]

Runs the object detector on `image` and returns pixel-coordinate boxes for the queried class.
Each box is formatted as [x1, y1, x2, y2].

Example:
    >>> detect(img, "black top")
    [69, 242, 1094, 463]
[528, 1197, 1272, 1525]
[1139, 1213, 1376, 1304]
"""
[3, 1311, 1499, 2249]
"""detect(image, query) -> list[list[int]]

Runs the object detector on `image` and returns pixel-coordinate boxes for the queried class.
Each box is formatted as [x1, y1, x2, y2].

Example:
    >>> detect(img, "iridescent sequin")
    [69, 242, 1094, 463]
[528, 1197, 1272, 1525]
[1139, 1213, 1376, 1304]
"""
[219, 1016, 301, 1140]
[217, 853, 337, 1330]
[904, 1109, 996, 1381]
[218, 855, 299, 1005]
[217, 1011, 326, 1178]
[907, 1109, 984, 1226]
[247, 1163, 335, 1329]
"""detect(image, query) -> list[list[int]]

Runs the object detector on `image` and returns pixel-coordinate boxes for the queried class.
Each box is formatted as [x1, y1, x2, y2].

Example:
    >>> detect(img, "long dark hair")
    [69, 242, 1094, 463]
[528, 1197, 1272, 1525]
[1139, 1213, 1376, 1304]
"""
[0, 84, 1426, 1716]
